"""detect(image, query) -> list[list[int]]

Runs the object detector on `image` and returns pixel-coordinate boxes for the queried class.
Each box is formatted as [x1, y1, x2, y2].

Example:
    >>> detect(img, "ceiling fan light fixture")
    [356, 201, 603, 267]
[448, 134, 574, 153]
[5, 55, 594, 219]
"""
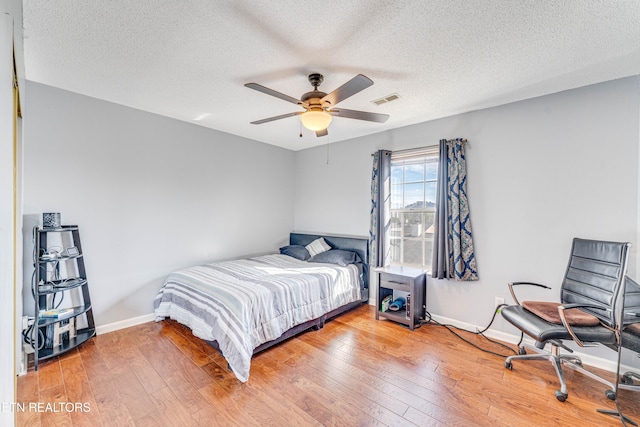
[300, 110, 332, 131]
[246, 73, 388, 137]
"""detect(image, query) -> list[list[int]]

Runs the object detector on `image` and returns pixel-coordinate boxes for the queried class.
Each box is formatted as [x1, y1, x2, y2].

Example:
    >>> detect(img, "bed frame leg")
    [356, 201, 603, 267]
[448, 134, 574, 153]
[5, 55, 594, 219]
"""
[312, 317, 327, 331]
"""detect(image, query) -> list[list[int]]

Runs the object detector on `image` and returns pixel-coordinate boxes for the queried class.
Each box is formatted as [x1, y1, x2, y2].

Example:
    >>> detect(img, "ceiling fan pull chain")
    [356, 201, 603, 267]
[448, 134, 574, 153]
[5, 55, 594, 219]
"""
[326, 139, 331, 165]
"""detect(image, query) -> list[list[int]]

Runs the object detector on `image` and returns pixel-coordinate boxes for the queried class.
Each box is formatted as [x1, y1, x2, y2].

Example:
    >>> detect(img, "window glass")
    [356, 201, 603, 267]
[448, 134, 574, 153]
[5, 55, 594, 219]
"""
[391, 185, 403, 209]
[425, 182, 437, 206]
[389, 153, 438, 271]
[404, 162, 424, 183]
[390, 167, 403, 185]
[425, 162, 438, 180]
[404, 183, 424, 208]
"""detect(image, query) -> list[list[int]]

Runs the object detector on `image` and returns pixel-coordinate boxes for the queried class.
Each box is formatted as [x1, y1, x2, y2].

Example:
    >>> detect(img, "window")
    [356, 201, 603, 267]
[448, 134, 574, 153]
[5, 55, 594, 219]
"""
[389, 149, 439, 271]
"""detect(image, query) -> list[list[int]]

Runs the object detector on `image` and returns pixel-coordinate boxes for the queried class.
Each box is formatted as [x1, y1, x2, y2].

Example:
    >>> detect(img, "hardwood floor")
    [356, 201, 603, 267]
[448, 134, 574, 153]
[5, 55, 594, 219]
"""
[16, 305, 637, 426]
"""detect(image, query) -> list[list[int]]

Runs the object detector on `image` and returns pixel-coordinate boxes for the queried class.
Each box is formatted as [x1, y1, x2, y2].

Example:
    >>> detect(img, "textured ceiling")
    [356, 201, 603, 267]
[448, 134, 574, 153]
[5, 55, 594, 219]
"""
[22, 0, 640, 151]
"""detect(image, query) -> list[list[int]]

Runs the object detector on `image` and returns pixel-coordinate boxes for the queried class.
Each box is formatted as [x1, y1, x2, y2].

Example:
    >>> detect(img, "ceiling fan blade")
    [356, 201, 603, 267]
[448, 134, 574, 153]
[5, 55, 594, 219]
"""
[250, 111, 302, 125]
[330, 108, 389, 123]
[315, 128, 328, 137]
[321, 74, 373, 106]
[245, 83, 301, 105]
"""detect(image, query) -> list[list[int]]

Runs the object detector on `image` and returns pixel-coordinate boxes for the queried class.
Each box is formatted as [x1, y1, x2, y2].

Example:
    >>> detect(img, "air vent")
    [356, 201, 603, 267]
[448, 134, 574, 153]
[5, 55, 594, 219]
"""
[372, 93, 400, 106]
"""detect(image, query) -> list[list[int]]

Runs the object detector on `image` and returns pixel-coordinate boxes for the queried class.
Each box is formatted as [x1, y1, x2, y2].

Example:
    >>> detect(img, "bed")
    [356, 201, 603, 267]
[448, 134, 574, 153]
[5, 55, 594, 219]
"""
[153, 232, 369, 382]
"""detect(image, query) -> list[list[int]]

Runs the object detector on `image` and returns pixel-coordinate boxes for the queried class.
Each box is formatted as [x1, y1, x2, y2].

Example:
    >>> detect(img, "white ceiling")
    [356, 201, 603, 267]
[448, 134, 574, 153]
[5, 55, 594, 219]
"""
[22, 0, 640, 151]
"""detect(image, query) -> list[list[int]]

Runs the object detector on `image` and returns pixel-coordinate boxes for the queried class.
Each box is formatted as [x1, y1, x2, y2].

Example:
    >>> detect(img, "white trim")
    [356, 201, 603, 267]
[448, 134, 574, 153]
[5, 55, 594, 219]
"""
[636, 75, 640, 278]
[390, 145, 439, 160]
[0, 13, 16, 427]
[99, 307, 629, 376]
[18, 343, 33, 376]
[430, 313, 619, 373]
[95, 313, 156, 335]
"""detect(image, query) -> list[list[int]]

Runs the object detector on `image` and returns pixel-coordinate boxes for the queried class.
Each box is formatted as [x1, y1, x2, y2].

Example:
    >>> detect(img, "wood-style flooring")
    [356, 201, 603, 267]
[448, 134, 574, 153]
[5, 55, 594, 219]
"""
[16, 305, 638, 426]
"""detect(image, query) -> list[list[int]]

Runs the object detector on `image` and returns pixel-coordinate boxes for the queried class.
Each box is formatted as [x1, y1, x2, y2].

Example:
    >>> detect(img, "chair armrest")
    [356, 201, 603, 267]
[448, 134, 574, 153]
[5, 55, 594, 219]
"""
[558, 302, 609, 348]
[508, 282, 552, 305]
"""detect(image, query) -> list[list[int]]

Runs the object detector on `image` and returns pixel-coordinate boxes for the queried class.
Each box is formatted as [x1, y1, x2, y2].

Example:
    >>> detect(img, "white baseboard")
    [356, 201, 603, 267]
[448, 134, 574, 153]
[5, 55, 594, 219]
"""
[94, 307, 621, 374]
[429, 312, 619, 373]
[17, 314, 157, 375]
[17, 343, 33, 376]
[95, 313, 156, 335]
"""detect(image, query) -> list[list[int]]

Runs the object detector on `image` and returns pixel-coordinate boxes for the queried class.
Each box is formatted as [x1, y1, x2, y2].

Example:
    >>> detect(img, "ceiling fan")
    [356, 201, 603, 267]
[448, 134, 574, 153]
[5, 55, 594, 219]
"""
[245, 73, 389, 137]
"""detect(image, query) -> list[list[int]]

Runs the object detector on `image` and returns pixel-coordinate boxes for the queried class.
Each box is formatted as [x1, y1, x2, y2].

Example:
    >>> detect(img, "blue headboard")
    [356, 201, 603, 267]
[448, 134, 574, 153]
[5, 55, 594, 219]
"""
[289, 232, 370, 290]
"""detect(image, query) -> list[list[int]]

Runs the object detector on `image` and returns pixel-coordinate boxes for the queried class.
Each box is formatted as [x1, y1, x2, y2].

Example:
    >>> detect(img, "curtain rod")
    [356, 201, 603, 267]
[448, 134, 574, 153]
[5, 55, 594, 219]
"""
[371, 146, 436, 157]
[371, 139, 467, 157]
[370, 145, 437, 157]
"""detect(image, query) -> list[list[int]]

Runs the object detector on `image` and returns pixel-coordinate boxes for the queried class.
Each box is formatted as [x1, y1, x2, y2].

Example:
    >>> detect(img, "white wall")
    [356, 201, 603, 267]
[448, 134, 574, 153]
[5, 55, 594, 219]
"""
[294, 77, 640, 338]
[22, 82, 295, 327]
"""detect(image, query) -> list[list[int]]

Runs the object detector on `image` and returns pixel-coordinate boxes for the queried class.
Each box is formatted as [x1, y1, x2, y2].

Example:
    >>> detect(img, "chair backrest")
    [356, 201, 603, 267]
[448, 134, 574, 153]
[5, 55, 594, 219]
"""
[623, 276, 640, 325]
[560, 238, 631, 328]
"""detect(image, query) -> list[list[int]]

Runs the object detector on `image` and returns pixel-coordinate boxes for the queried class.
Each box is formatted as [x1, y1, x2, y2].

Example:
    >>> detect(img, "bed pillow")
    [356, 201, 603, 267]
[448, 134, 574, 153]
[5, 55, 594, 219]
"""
[308, 249, 362, 266]
[279, 245, 311, 261]
[305, 237, 332, 257]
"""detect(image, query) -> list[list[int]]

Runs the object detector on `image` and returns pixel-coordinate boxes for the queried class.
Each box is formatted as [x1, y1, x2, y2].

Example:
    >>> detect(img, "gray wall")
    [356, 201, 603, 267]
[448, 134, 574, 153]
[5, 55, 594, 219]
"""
[22, 76, 640, 346]
[294, 76, 640, 337]
[22, 81, 295, 326]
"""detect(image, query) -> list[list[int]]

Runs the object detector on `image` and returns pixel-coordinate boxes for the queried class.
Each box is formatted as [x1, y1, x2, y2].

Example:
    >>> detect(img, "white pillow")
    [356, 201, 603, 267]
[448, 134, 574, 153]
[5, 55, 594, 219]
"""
[305, 237, 332, 257]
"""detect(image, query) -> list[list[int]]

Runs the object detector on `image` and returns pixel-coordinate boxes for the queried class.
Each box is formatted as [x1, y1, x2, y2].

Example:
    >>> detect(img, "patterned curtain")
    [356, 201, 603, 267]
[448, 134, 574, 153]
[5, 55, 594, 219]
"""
[369, 150, 392, 268]
[432, 139, 479, 281]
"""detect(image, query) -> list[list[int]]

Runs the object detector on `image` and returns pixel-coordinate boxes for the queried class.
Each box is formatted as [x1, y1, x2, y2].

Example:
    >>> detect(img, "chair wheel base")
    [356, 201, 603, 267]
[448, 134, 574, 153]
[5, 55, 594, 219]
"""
[518, 347, 526, 355]
[504, 361, 512, 370]
[555, 391, 567, 402]
[605, 389, 616, 400]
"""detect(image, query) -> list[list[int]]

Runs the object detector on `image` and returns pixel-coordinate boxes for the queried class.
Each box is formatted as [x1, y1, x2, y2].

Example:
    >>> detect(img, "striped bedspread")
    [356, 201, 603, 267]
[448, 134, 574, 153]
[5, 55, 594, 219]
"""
[153, 254, 361, 382]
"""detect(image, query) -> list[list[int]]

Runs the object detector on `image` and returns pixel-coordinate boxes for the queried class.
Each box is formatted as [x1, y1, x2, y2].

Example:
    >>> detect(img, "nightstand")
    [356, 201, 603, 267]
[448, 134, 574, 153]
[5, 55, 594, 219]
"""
[375, 266, 426, 330]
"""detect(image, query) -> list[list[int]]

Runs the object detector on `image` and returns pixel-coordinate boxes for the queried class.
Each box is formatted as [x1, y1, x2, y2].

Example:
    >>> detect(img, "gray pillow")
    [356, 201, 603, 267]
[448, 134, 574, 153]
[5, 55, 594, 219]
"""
[308, 249, 362, 266]
[279, 245, 311, 261]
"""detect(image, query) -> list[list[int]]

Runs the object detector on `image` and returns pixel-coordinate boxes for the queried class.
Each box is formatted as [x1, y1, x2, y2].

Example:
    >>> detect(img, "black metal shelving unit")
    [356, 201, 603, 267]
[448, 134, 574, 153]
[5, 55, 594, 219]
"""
[32, 225, 95, 370]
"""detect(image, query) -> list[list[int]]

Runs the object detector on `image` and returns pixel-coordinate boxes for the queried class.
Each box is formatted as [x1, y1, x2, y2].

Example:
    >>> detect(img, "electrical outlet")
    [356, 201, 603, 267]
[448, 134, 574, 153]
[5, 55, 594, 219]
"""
[22, 316, 34, 330]
[495, 296, 505, 309]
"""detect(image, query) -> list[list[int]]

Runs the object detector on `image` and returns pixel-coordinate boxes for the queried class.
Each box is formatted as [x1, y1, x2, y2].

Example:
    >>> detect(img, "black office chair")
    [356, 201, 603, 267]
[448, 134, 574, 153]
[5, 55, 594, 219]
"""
[596, 276, 640, 425]
[619, 277, 640, 386]
[501, 238, 631, 402]
[620, 324, 640, 385]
